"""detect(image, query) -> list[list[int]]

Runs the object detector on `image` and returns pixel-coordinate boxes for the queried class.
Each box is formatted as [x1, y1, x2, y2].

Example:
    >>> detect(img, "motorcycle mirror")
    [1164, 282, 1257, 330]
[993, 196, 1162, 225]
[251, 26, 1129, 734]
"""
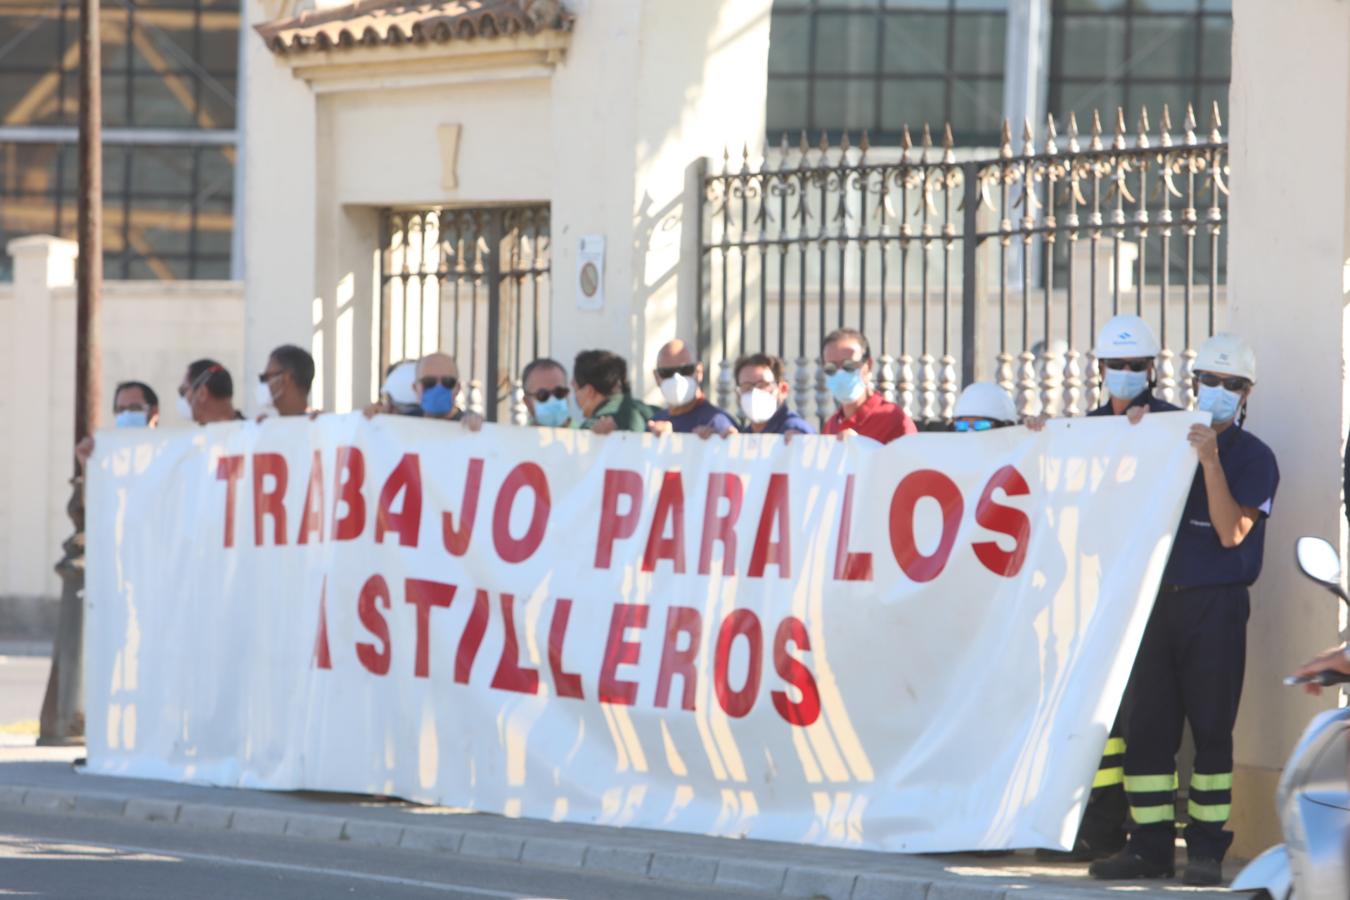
[1295, 536, 1342, 590]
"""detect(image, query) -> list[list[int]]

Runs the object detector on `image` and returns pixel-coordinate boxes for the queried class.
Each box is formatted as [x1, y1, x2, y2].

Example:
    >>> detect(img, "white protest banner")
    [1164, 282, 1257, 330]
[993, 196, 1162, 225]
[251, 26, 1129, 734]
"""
[84, 411, 1202, 852]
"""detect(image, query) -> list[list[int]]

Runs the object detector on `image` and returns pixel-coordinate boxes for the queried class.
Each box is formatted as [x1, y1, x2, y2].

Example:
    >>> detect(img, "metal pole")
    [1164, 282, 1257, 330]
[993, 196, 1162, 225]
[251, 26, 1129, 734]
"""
[39, 0, 100, 746]
[960, 161, 984, 386]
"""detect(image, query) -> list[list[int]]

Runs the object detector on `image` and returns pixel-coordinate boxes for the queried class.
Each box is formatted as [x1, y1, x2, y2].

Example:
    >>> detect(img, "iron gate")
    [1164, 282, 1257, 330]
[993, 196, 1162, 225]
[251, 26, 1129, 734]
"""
[700, 104, 1228, 425]
[379, 205, 551, 422]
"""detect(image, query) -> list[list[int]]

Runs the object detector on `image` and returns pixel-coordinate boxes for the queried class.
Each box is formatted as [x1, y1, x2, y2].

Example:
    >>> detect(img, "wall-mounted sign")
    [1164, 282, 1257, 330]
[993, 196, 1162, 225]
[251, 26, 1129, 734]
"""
[576, 235, 604, 311]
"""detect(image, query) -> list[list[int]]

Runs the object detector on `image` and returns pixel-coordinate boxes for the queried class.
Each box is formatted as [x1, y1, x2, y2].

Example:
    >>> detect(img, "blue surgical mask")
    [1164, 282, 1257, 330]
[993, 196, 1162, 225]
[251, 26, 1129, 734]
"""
[1103, 367, 1148, 402]
[1196, 384, 1241, 424]
[420, 383, 456, 417]
[114, 410, 149, 428]
[826, 367, 867, 405]
[533, 396, 570, 428]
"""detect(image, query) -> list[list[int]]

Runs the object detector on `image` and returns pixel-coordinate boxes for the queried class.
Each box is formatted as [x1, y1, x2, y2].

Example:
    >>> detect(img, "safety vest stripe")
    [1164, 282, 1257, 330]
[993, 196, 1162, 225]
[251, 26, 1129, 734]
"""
[1093, 766, 1124, 789]
[1130, 803, 1175, 825]
[1189, 772, 1233, 792]
[1103, 737, 1126, 757]
[1124, 773, 1178, 793]
[1188, 799, 1232, 823]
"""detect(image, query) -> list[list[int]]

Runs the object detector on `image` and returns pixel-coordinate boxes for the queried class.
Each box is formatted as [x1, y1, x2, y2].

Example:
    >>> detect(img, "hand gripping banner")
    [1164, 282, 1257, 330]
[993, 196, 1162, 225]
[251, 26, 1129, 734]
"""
[84, 412, 1203, 852]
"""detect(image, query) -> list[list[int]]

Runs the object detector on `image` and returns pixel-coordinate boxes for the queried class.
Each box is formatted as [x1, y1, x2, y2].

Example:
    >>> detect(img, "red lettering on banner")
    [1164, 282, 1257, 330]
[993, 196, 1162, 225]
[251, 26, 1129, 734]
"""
[355, 574, 392, 675]
[492, 463, 551, 564]
[698, 473, 742, 576]
[888, 470, 963, 583]
[548, 598, 584, 699]
[375, 454, 422, 547]
[771, 617, 820, 726]
[490, 593, 540, 694]
[642, 472, 687, 573]
[455, 589, 490, 684]
[406, 578, 456, 678]
[973, 465, 1032, 577]
[297, 450, 325, 545]
[748, 473, 791, 579]
[252, 453, 289, 546]
[653, 606, 701, 711]
[714, 609, 763, 718]
[833, 475, 873, 581]
[216, 455, 245, 548]
[599, 604, 649, 705]
[594, 469, 643, 569]
[312, 577, 332, 670]
[331, 447, 366, 541]
[443, 458, 484, 556]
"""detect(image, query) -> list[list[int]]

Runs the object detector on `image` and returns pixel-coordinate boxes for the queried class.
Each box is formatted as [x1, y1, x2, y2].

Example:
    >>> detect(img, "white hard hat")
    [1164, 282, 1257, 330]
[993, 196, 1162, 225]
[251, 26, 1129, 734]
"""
[1093, 314, 1160, 360]
[1194, 333, 1257, 383]
[382, 360, 419, 405]
[954, 382, 1017, 423]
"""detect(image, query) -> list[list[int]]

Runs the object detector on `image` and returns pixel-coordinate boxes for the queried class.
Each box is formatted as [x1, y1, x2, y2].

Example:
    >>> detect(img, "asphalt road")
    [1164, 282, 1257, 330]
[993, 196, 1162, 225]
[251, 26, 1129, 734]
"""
[0, 808, 770, 900]
[0, 650, 47, 737]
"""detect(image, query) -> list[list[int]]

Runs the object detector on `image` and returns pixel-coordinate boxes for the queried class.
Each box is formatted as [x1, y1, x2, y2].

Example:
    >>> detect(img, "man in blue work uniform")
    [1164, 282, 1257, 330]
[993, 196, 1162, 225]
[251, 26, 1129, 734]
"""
[1039, 315, 1180, 863]
[1092, 333, 1278, 886]
[1089, 313, 1180, 419]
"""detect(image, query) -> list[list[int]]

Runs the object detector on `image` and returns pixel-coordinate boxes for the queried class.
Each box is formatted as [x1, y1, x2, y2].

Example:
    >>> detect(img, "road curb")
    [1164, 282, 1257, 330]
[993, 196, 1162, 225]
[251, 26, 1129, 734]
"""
[0, 783, 1218, 899]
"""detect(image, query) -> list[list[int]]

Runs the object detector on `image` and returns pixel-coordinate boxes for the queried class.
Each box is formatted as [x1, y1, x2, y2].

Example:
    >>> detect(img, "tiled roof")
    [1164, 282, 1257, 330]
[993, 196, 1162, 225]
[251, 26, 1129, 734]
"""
[257, 0, 573, 55]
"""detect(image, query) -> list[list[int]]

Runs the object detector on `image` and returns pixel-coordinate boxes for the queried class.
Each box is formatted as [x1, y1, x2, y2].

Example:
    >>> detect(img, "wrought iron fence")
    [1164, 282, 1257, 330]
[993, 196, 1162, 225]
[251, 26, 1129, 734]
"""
[379, 205, 551, 423]
[699, 104, 1228, 425]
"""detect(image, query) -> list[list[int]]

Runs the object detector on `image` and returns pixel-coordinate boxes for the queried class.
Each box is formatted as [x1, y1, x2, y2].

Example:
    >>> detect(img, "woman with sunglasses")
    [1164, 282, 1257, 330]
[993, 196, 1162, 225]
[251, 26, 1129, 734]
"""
[1093, 333, 1279, 886]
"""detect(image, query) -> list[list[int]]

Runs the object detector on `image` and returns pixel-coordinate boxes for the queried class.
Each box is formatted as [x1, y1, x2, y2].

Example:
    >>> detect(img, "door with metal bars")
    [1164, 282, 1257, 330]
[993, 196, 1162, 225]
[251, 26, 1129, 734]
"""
[699, 105, 1227, 427]
[379, 206, 551, 423]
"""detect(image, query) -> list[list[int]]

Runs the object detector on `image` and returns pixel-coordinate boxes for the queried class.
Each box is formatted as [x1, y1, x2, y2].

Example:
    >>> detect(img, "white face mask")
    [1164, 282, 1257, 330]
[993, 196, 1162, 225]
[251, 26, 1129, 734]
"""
[659, 373, 698, 408]
[739, 388, 780, 424]
[254, 379, 276, 411]
[176, 393, 193, 421]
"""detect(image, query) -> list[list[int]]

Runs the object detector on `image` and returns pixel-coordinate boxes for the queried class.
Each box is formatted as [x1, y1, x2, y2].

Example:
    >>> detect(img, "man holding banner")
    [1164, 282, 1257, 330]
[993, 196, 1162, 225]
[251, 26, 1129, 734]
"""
[1092, 333, 1278, 887]
[1045, 315, 1182, 863]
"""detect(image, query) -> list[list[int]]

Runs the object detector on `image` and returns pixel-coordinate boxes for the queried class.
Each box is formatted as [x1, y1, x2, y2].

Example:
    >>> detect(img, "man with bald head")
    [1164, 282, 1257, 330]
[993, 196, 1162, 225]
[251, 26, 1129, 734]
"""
[365, 352, 481, 429]
[646, 339, 735, 436]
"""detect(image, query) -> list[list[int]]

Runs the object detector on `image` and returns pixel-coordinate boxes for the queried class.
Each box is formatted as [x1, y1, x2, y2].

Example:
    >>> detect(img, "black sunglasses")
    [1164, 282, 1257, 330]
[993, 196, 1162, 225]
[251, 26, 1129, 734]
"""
[258, 370, 283, 384]
[419, 376, 458, 391]
[655, 364, 698, 380]
[821, 359, 867, 376]
[531, 386, 570, 403]
[1103, 359, 1151, 372]
[1196, 372, 1250, 392]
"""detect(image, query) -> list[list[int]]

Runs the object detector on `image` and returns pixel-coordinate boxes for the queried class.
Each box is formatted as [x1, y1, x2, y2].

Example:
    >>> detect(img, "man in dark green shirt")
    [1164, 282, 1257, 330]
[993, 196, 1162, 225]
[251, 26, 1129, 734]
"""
[573, 349, 652, 433]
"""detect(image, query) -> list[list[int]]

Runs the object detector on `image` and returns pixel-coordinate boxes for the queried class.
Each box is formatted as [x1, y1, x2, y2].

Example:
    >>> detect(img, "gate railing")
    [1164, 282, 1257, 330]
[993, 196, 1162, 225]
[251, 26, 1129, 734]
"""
[379, 205, 551, 423]
[699, 104, 1228, 424]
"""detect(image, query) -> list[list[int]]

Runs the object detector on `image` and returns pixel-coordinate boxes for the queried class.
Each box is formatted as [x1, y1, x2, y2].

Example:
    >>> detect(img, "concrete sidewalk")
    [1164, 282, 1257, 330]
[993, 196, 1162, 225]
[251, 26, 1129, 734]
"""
[0, 745, 1235, 899]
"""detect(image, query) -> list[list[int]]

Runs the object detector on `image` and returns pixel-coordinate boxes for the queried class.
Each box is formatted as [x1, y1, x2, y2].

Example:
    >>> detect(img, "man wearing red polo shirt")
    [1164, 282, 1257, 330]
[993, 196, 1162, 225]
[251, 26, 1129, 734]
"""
[820, 328, 918, 442]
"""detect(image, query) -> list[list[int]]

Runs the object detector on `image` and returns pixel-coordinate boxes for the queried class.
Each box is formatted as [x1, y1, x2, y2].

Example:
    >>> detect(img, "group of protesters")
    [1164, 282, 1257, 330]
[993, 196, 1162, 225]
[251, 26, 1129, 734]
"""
[83, 314, 1283, 887]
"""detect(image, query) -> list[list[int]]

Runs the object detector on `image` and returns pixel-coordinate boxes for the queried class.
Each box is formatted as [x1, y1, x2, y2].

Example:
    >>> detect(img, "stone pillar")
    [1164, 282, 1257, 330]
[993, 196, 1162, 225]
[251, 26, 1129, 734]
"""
[1225, 0, 1350, 860]
[5, 236, 77, 601]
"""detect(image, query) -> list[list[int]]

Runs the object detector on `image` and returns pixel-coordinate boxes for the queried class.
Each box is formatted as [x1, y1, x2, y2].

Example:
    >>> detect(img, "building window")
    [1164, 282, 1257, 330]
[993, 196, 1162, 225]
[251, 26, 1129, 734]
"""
[0, 0, 238, 280]
[766, 0, 1008, 147]
[1048, 0, 1231, 130]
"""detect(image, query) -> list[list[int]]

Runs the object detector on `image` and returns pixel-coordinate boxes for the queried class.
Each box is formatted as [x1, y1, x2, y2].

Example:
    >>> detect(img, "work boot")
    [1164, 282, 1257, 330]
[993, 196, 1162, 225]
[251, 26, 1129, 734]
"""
[1088, 849, 1174, 880]
[1035, 834, 1124, 863]
[1182, 857, 1223, 886]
